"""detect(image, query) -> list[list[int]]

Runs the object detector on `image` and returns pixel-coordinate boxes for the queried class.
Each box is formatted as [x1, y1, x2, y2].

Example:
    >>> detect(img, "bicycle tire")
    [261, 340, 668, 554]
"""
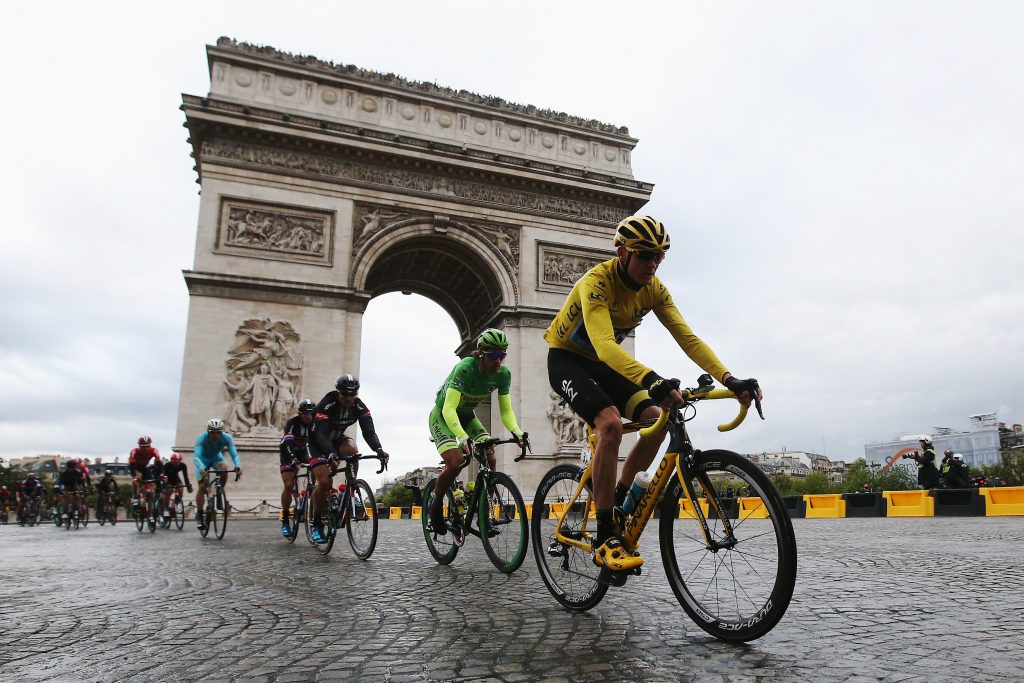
[421, 479, 459, 565]
[345, 479, 378, 560]
[98, 503, 107, 526]
[480, 472, 529, 573]
[174, 496, 184, 530]
[81, 505, 89, 528]
[134, 501, 145, 532]
[109, 501, 118, 526]
[659, 449, 797, 642]
[212, 486, 228, 540]
[303, 487, 316, 546]
[531, 464, 609, 611]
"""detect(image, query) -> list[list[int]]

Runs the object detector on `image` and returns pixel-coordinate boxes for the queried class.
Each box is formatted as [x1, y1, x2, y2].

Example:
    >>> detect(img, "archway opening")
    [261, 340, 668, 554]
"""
[358, 292, 461, 491]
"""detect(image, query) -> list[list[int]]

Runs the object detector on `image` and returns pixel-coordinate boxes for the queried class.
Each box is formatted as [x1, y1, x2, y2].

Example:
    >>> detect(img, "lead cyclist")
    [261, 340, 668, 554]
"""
[544, 215, 762, 572]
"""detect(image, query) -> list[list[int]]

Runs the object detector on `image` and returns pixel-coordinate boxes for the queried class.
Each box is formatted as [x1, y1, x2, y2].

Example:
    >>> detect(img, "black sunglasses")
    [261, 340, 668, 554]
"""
[484, 351, 507, 361]
[633, 251, 665, 263]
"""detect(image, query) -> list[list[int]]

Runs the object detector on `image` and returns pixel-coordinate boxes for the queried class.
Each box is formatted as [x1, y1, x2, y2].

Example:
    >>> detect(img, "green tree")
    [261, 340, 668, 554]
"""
[872, 466, 916, 491]
[801, 471, 830, 495]
[770, 474, 795, 496]
[841, 459, 871, 493]
[380, 484, 414, 509]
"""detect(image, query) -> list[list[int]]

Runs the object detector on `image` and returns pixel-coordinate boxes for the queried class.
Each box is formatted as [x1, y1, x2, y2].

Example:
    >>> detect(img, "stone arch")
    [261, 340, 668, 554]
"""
[350, 218, 519, 341]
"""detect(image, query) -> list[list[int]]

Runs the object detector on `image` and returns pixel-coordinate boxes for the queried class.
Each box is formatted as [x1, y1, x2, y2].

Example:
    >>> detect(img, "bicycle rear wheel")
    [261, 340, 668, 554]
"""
[480, 472, 528, 573]
[421, 479, 459, 565]
[531, 464, 608, 610]
[212, 486, 228, 540]
[199, 498, 212, 538]
[659, 449, 797, 642]
[285, 492, 300, 543]
[346, 479, 378, 560]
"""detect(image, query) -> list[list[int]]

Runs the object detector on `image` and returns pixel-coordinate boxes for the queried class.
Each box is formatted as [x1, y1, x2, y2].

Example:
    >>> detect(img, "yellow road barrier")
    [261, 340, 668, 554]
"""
[883, 490, 934, 517]
[411, 505, 422, 520]
[389, 507, 402, 519]
[678, 498, 710, 519]
[738, 496, 770, 519]
[803, 494, 846, 518]
[979, 486, 1024, 516]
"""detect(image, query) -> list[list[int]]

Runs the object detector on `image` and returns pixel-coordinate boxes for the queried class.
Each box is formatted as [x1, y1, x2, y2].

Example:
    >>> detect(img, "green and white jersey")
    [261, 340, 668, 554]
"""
[432, 357, 512, 417]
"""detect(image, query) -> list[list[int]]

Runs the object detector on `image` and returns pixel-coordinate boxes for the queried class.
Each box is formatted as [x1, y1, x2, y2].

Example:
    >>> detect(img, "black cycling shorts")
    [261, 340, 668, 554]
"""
[547, 347, 656, 427]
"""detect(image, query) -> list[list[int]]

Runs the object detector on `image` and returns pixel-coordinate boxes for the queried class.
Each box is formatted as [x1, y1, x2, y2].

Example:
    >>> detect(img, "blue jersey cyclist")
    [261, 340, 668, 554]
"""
[193, 418, 242, 530]
[427, 328, 525, 534]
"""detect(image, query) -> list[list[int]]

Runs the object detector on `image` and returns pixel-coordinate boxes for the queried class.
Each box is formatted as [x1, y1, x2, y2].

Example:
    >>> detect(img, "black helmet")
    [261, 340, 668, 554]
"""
[335, 374, 360, 394]
[297, 398, 316, 414]
[944, 449, 954, 457]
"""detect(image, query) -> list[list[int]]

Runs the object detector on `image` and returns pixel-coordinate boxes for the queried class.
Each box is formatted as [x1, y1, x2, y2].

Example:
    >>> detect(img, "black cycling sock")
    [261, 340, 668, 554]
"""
[614, 483, 629, 509]
[596, 509, 614, 546]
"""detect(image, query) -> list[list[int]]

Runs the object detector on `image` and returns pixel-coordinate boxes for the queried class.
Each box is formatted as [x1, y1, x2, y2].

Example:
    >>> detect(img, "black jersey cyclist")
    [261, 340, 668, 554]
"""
[308, 375, 389, 544]
[58, 459, 90, 523]
[427, 328, 526, 534]
[95, 470, 119, 517]
[545, 215, 761, 572]
[17, 474, 45, 521]
[278, 398, 316, 537]
[160, 453, 192, 522]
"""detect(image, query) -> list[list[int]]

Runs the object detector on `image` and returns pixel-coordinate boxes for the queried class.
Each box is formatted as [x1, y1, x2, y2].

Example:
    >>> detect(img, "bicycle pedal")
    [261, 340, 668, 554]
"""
[546, 541, 564, 558]
[608, 571, 629, 587]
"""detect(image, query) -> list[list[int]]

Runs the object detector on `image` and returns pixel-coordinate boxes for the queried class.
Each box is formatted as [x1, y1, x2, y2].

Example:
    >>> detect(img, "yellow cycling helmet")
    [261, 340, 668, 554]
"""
[613, 215, 670, 254]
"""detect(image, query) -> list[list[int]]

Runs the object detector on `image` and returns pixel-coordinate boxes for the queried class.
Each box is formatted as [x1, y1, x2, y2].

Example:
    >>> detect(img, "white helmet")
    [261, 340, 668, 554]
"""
[952, 453, 964, 461]
[207, 418, 225, 432]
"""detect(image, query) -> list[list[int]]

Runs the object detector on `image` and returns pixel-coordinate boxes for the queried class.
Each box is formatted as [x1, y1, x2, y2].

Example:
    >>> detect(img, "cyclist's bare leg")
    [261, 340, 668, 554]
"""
[310, 462, 332, 524]
[195, 478, 208, 513]
[337, 437, 358, 478]
[591, 406, 624, 509]
[617, 404, 668, 491]
[433, 448, 465, 498]
[280, 471, 295, 513]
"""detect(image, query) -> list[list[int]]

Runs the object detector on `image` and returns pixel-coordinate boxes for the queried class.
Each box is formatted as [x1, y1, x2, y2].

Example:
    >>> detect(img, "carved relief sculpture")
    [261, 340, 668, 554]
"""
[542, 251, 607, 287]
[223, 319, 303, 436]
[218, 199, 333, 265]
[353, 207, 409, 247]
[547, 391, 586, 447]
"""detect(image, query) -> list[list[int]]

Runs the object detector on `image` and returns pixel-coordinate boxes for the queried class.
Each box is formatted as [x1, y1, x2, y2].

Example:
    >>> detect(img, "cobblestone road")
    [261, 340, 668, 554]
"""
[1, 517, 1022, 682]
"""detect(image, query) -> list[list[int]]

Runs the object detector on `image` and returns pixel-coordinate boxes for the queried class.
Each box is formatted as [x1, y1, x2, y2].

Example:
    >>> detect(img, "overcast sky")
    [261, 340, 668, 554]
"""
[2, 2, 1022, 490]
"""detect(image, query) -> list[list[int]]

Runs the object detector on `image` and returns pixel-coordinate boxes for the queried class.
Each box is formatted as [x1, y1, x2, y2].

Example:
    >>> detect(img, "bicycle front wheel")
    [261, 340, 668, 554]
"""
[531, 464, 608, 611]
[134, 502, 145, 532]
[480, 472, 528, 573]
[174, 497, 185, 530]
[346, 479, 378, 560]
[81, 505, 89, 528]
[212, 487, 228, 540]
[146, 493, 156, 533]
[109, 502, 118, 526]
[660, 449, 797, 642]
[421, 479, 459, 565]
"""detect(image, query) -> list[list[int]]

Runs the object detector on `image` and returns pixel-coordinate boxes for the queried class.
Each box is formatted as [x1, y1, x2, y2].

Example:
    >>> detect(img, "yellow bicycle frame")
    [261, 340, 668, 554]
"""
[552, 388, 748, 554]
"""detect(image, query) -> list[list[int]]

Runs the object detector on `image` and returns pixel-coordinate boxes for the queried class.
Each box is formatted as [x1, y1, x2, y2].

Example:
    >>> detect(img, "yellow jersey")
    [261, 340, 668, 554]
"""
[543, 258, 729, 386]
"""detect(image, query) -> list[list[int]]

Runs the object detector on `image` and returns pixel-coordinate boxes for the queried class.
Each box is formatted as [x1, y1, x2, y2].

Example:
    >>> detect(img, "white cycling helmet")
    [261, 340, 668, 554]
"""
[207, 418, 225, 432]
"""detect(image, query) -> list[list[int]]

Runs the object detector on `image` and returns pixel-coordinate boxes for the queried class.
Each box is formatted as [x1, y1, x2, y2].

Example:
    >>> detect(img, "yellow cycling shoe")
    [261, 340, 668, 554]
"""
[593, 538, 643, 572]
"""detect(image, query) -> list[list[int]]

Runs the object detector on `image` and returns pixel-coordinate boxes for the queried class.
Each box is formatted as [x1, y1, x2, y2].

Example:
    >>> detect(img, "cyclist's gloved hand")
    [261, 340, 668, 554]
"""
[457, 437, 472, 455]
[375, 448, 390, 464]
[648, 376, 681, 404]
[187, 485, 193, 493]
[724, 376, 760, 404]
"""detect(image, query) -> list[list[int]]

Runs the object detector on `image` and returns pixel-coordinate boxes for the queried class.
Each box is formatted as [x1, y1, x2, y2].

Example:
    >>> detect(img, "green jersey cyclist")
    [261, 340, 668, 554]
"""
[427, 328, 526, 533]
[545, 215, 762, 573]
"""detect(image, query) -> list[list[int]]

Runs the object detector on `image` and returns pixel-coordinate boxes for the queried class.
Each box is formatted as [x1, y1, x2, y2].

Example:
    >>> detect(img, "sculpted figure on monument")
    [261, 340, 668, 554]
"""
[224, 319, 304, 436]
[356, 207, 405, 245]
[547, 391, 585, 446]
[224, 205, 326, 257]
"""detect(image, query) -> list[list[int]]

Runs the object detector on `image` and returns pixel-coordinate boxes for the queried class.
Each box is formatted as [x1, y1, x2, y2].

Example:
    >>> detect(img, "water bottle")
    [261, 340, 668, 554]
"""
[622, 471, 652, 516]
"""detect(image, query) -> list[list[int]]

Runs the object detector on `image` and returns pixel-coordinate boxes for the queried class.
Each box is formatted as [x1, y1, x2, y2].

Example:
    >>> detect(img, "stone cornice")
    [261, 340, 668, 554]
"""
[183, 270, 370, 311]
[182, 94, 654, 198]
[192, 134, 643, 225]
[211, 38, 633, 138]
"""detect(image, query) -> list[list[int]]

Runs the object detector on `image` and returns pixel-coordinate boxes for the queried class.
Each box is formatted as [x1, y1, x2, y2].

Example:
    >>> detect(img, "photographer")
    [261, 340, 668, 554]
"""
[903, 437, 940, 489]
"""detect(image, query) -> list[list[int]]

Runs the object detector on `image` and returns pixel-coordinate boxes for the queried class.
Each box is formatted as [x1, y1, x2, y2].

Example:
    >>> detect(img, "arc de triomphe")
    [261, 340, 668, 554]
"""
[175, 38, 652, 505]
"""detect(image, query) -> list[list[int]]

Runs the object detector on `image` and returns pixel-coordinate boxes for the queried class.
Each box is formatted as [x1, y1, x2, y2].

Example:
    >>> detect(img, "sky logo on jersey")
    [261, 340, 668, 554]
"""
[561, 380, 578, 402]
[589, 291, 606, 302]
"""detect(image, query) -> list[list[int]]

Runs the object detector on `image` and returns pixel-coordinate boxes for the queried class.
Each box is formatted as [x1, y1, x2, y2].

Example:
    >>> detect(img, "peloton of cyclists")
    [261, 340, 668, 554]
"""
[544, 215, 761, 572]
[193, 418, 242, 531]
[307, 375, 390, 544]
[278, 398, 316, 537]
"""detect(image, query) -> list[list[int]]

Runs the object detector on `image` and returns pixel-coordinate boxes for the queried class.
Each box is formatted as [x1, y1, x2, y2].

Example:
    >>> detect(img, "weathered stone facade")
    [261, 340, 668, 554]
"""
[176, 38, 652, 505]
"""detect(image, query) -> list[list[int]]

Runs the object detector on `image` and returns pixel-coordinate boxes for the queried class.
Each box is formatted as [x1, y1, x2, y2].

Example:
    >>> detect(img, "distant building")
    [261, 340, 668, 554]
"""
[9, 454, 70, 475]
[865, 413, 1004, 468]
[377, 466, 439, 498]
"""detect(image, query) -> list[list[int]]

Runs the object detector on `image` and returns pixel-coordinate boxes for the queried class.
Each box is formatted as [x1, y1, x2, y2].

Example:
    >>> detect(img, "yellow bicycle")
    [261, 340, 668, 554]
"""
[531, 374, 797, 642]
